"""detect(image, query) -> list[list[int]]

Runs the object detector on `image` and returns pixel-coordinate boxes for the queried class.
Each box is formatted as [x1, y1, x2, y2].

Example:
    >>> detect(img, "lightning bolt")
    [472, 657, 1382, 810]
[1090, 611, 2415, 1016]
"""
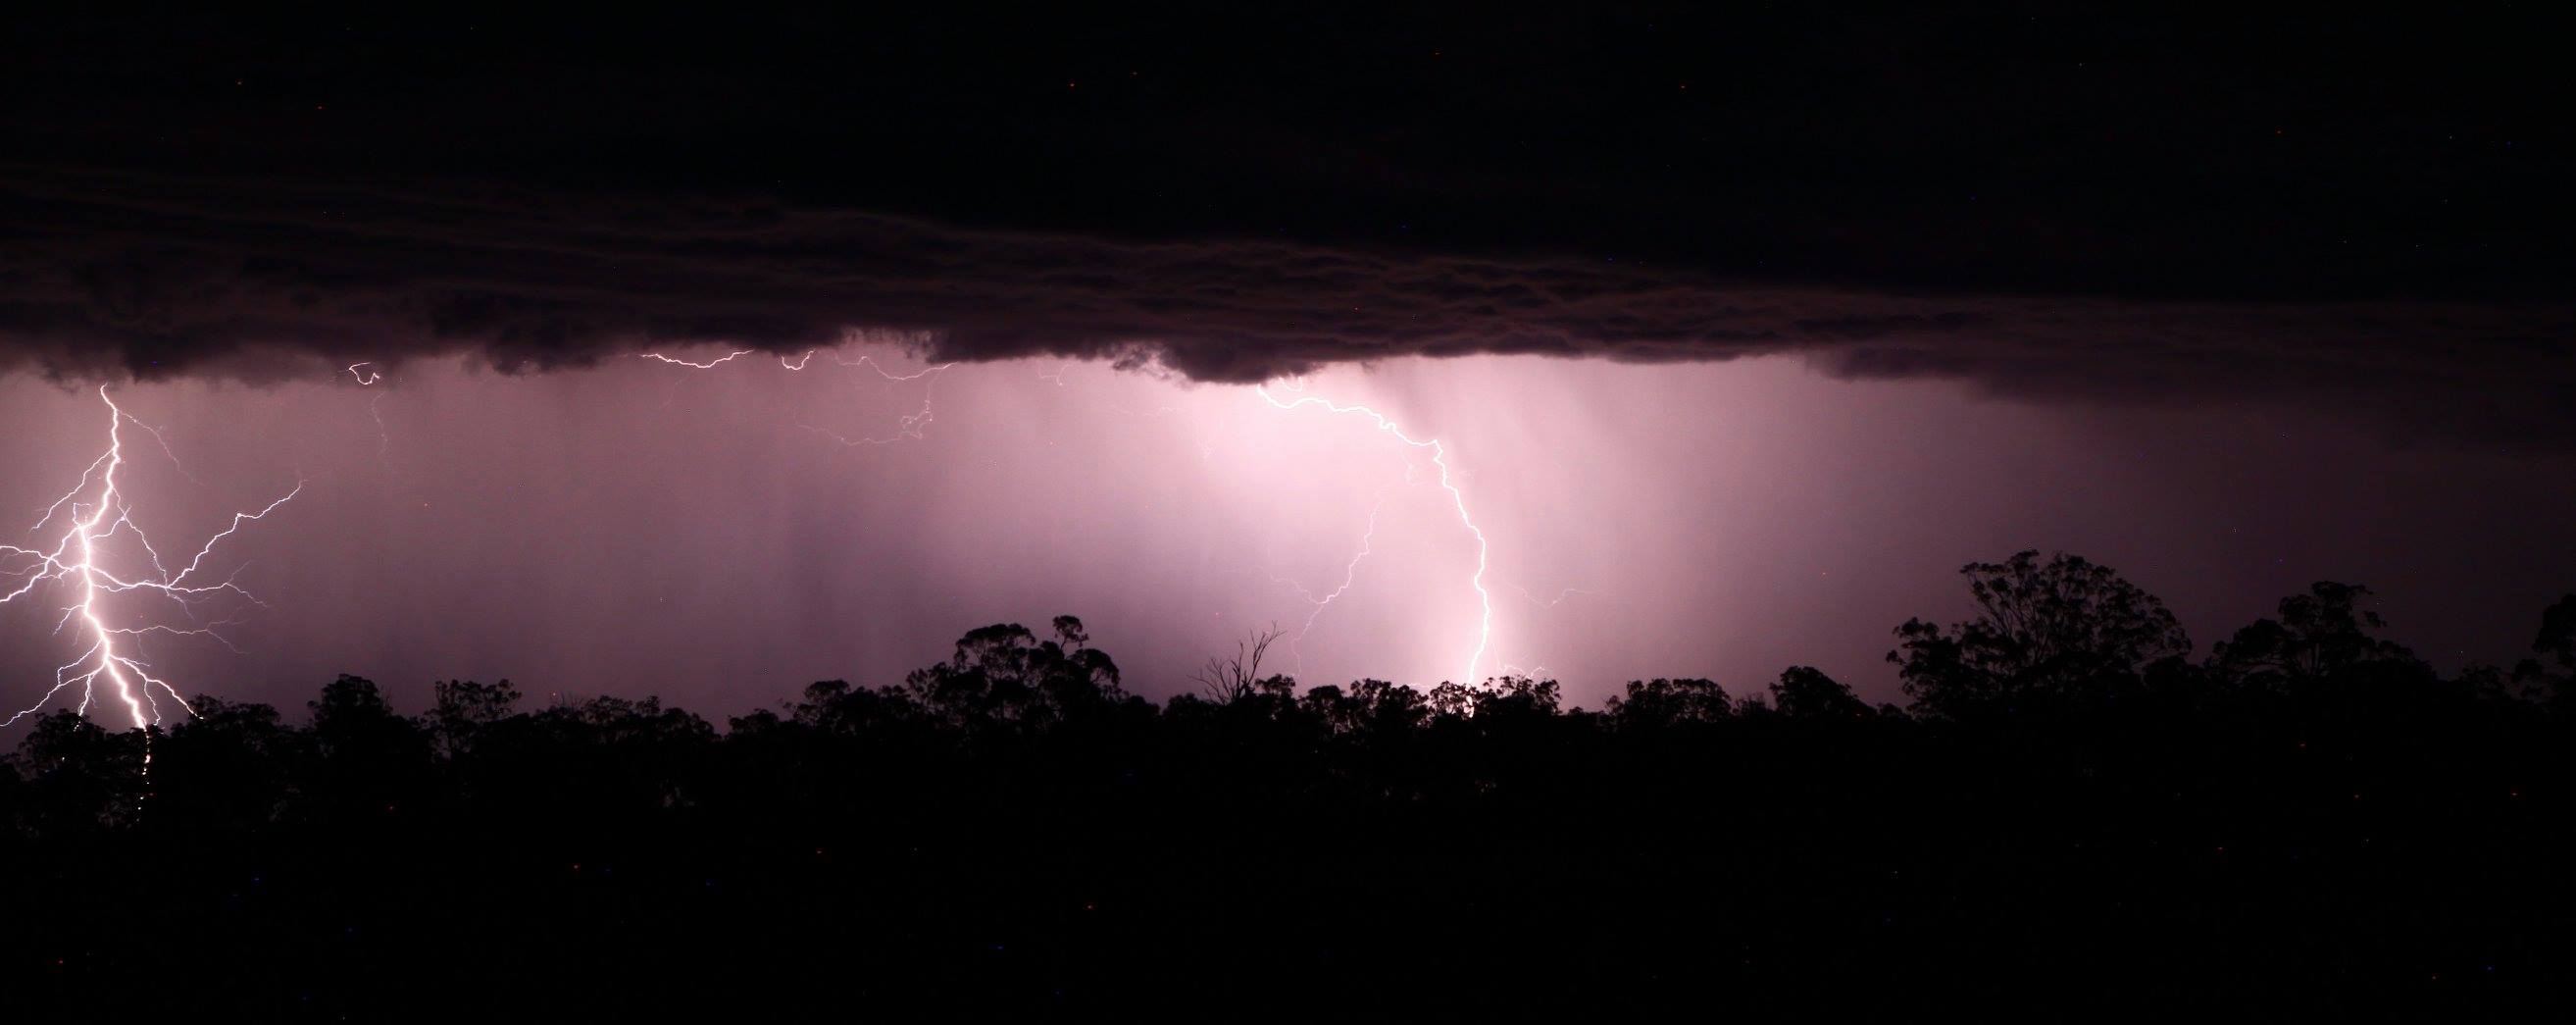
[1504, 582, 1591, 609]
[823, 352, 955, 384]
[638, 349, 1517, 683]
[1268, 487, 1391, 676]
[2, 386, 302, 731]
[1256, 383, 1495, 686]
[638, 349, 754, 370]
[641, 345, 957, 446]
[804, 353, 956, 445]
[368, 391, 397, 474]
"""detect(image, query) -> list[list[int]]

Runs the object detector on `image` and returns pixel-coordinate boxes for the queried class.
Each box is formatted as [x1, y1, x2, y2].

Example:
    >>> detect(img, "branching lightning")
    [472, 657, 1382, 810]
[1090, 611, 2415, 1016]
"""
[2, 386, 302, 730]
[1256, 383, 1495, 685]
[638, 348, 1530, 685]
[1504, 583, 1591, 609]
[640, 346, 957, 446]
[820, 352, 956, 384]
[1267, 487, 1391, 675]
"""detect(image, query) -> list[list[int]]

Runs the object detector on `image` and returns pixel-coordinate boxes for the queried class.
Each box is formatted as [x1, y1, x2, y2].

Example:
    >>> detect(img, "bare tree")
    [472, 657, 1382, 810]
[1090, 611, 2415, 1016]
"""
[1192, 625, 1285, 704]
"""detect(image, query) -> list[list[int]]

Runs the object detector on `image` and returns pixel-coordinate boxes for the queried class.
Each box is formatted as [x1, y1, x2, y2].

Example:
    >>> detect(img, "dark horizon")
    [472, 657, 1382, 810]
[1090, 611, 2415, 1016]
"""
[7, 554, 2575, 1015]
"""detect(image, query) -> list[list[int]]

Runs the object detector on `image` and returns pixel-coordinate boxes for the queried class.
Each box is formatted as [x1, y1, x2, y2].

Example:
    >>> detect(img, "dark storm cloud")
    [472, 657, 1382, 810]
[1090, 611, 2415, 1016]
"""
[3, 166, 2568, 449]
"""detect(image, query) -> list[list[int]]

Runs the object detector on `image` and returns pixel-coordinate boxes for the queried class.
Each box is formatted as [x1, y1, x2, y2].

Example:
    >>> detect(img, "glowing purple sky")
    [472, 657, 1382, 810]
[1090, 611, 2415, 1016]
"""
[4, 347, 2570, 721]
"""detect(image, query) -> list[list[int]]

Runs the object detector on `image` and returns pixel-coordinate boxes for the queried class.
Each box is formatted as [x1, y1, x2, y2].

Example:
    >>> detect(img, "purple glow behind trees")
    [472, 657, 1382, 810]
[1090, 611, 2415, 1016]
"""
[2, 346, 2570, 724]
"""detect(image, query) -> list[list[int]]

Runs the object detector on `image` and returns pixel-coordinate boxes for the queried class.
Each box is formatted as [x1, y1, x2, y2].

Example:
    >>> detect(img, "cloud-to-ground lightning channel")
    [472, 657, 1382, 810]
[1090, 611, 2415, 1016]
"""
[2, 386, 301, 730]
[635, 347, 1523, 686]
[1256, 383, 1495, 685]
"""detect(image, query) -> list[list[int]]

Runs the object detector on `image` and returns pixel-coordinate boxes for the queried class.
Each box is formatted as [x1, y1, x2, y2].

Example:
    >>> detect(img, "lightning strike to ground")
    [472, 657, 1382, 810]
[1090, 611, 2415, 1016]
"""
[1256, 383, 1496, 686]
[2, 386, 302, 731]
[639, 349, 1522, 684]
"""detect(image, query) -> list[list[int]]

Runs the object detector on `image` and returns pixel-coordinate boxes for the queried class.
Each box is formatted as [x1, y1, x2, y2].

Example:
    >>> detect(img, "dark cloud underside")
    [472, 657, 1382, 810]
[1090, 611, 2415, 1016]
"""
[2, 167, 2569, 449]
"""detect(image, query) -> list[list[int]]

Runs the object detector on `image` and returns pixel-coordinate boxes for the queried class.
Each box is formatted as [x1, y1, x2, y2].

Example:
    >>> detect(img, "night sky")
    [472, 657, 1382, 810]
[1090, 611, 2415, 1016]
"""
[3, 6, 2569, 718]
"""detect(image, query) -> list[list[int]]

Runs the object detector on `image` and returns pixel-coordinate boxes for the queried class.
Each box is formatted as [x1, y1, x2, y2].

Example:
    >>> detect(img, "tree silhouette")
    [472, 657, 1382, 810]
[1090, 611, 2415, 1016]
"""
[2208, 581, 2427, 692]
[3, 580, 2574, 1016]
[1296, 678, 1428, 736]
[429, 678, 523, 756]
[903, 616, 1130, 729]
[156, 695, 295, 831]
[1890, 550, 2190, 718]
[12, 710, 145, 830]
[1466, 674, 1562, 720]
[1605, 678, 1731, 729]
[1189, 625, 1286, 704]
[1768, 666, 1871, 719]
[2537, 594, 2576, 672]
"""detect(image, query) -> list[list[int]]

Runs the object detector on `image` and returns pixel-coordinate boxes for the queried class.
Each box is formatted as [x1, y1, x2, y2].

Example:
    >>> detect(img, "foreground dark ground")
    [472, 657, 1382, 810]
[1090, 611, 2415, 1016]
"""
[5, 553, 2574, 1018]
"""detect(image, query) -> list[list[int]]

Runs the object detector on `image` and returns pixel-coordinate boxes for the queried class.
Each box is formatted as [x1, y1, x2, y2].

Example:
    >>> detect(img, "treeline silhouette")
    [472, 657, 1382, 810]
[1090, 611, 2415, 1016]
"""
[5, 551, 2575, 1017]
